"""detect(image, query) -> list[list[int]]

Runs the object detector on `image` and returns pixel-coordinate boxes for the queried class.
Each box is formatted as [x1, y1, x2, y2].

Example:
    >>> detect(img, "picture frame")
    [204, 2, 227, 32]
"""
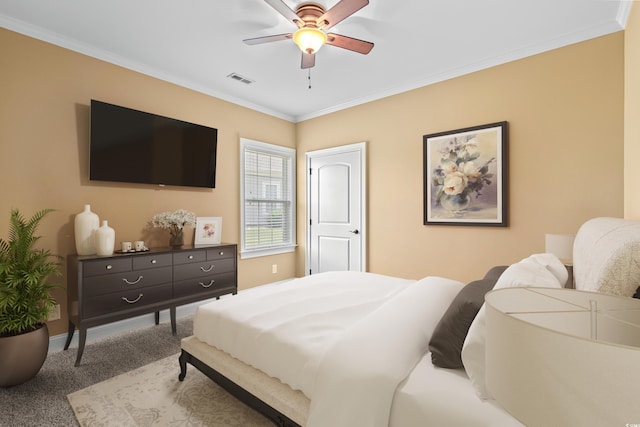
[194, 217, 222, 245]
[423, 121, 508, 226]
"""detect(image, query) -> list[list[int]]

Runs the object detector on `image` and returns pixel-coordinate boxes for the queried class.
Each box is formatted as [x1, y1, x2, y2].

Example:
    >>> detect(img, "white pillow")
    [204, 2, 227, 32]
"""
[528, 253, 569, 286]
[461, 254, 565, 400]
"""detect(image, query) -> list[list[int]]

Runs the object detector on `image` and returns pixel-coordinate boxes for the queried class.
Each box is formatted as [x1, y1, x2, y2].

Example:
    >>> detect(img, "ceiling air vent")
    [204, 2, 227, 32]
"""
[227, 73, 254, 85]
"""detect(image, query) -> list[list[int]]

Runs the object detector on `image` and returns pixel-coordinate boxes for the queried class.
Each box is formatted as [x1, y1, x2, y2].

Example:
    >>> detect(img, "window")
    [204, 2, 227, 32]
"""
[240, 138, 296, 258]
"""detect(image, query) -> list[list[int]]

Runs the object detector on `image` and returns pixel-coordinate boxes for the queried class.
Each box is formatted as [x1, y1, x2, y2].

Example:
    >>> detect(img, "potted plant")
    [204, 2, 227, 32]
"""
[150, 209, 197, 248]
[0, 208, 61, 387]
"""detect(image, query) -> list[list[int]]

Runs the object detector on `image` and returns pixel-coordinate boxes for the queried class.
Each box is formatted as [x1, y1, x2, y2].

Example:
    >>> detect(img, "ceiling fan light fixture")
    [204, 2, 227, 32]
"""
[293, 27, 327, 54]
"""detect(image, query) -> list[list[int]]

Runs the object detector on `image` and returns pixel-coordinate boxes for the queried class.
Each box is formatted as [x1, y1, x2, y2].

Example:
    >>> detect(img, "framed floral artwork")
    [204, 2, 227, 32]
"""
[424, 122, 508, 226]
[194, 217, 222, 245]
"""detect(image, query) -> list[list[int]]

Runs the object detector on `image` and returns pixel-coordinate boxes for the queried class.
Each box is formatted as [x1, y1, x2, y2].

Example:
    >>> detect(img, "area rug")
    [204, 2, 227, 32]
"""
[67, 354, 273, 427]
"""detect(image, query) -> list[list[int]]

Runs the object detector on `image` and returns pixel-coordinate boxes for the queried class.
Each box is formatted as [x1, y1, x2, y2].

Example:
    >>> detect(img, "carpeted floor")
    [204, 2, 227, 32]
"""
[67, 353, 272, 427]
[0, 315, 268, 427]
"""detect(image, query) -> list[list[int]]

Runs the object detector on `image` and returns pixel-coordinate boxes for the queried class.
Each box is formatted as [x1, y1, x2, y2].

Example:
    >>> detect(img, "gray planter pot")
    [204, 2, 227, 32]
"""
[0, 324, 49, 387]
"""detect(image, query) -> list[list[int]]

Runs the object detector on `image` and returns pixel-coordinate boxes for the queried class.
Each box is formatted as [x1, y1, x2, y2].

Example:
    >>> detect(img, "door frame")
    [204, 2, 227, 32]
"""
[305, 142, 367, 275]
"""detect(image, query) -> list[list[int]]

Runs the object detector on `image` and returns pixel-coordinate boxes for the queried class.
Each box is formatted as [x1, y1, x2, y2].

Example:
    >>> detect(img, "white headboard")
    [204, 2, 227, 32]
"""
[573, 217, 640, 297]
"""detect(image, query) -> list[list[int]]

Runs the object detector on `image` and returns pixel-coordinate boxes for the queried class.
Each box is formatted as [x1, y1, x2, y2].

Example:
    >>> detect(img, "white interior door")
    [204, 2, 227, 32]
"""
[306, 142, 366, 274]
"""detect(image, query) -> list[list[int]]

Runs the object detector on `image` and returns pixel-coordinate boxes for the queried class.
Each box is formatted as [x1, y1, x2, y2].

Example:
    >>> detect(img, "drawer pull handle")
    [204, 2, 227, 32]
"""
[106, 264, 113, 270]
[151, 259, 157, 264]
[122, 276, 143, 285]
[122, 294, 143, 304]
[200, 264, 215, 272]
[219, 251, 224, 256]
[199, 280, 215, 288]
[188, 255, 194, 260]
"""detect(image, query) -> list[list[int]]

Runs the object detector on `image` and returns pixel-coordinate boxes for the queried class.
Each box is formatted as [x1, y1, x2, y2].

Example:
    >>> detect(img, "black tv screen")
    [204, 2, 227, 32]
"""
[90, 100, 217, 188]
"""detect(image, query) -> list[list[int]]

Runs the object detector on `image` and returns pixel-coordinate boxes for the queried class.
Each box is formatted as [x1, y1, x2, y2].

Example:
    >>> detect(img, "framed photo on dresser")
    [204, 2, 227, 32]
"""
[194, 217, 222, 245]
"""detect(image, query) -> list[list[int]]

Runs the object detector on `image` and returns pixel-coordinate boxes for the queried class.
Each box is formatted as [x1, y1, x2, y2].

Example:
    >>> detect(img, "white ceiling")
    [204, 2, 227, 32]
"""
[0, 0, 631, 122]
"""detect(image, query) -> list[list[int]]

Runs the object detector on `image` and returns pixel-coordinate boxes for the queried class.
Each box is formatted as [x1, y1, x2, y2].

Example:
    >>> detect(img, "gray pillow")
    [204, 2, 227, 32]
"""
[429, 266, 507, 369]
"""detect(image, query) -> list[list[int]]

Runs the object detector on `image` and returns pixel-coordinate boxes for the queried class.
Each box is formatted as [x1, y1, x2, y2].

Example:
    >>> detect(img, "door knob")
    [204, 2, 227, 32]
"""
[349, 229, 359, 234]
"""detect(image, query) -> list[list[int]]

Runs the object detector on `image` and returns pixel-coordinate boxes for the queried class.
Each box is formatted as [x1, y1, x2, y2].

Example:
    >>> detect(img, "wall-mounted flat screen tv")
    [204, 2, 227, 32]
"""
[90, 99, 217, 188]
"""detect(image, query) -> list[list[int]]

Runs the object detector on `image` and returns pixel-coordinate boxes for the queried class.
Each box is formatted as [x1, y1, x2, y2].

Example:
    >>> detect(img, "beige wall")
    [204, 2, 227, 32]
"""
[625, 3, 640, 218]
[296, 32, 624, 282]
[0, 28, 297, 336]
[0, 27, 626, 337]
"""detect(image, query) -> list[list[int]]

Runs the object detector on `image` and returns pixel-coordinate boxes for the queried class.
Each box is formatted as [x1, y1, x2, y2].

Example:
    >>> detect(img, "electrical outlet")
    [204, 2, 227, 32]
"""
[272, 264, 278, 274]
[48, 304, 61, 321]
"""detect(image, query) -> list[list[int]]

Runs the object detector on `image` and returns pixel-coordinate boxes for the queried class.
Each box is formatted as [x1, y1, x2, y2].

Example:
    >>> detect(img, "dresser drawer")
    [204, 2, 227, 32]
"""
[83, 266, 172, 297]
[173, 271, 236, 299]
[132, 253, 173, 270]
[82, 258, 131, 277]
[173, 258, 234, 282]
[83, 283, 172, 318]
[206, 246, 235, 261]
[173, 249, 206, 265]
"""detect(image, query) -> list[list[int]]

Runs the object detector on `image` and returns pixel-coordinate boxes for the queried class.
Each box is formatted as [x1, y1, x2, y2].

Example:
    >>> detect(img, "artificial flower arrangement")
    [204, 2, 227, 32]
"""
[150, 209, 196, 246]
[431, 136, 495, 206]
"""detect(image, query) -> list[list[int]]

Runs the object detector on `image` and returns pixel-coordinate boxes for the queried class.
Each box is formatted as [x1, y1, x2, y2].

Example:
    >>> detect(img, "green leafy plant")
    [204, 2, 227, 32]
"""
[0, 209, 62, 337]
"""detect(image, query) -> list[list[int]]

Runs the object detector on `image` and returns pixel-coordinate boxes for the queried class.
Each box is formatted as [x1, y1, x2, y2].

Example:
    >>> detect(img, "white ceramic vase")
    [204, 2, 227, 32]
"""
[74, 204, 99, 255]
[95, 220, 115, 256]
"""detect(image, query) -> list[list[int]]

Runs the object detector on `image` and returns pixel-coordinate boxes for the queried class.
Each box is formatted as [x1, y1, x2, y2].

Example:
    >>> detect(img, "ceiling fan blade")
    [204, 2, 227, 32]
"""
[243, 33, 292, 45]
[301, 52, 316, 69]
[326, 33, 374, 54]
[318, 0, 369, 30]
[264, 0, 301, 26]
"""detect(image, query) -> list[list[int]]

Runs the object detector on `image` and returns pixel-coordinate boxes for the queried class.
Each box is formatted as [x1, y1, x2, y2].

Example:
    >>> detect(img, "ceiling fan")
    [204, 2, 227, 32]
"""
[243, 0, 374, 69]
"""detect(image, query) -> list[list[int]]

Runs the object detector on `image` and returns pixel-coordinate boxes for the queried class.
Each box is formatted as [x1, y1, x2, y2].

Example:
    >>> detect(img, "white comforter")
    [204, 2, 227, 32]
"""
[193, 271, 464, 427]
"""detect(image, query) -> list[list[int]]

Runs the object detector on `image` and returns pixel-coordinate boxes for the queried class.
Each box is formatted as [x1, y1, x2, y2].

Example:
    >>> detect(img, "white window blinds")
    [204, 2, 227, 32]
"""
[240, 138, 296, 258]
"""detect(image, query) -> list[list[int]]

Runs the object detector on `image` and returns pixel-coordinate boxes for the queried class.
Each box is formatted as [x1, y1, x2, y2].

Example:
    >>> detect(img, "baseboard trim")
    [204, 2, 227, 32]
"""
[48, 299, 213, 353]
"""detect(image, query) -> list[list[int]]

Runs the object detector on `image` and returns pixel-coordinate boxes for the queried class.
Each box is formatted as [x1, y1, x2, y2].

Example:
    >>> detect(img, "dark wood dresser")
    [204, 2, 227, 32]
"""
[65, 244, 237, 366]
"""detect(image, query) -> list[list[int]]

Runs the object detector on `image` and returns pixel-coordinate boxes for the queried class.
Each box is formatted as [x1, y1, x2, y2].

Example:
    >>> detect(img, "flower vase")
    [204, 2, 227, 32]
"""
[170, 229, 184, 248]
[95, 220, 115, 256]
[74, 204, 99, 255]
[441, 193, 471, 215]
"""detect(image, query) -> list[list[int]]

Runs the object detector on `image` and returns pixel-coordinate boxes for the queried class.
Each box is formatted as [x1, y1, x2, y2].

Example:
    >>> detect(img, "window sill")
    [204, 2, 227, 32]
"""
[240, 245, 296, 259]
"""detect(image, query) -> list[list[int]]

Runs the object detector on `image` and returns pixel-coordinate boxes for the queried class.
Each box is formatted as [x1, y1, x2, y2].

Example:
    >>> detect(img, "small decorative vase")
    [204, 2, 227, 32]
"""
[169, 229, 184, 248]
[95, 220, 115, 256]
[74, 204, 99, 255]
[440, 193, 471, 215]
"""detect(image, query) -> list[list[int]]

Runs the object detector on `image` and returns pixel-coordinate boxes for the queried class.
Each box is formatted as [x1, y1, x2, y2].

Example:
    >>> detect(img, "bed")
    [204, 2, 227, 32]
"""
[178, 217, 640, 426]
